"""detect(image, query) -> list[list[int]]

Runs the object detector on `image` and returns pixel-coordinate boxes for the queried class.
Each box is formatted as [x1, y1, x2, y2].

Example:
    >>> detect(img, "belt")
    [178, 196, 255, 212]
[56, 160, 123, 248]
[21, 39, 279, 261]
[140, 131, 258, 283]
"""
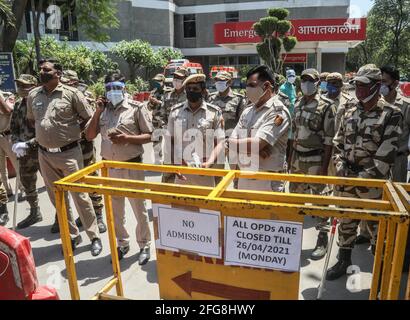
[0, 130, 11, 137]
[39, 141, 79, 153]
[102, 155, 143, 163]
[346, 162, 364, 173]
[295, 149, 323, 157]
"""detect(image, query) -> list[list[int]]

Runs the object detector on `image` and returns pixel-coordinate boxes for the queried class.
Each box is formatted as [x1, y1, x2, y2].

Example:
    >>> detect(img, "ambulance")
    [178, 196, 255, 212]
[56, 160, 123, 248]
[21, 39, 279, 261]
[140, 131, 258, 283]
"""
[164, 59, 204, 86]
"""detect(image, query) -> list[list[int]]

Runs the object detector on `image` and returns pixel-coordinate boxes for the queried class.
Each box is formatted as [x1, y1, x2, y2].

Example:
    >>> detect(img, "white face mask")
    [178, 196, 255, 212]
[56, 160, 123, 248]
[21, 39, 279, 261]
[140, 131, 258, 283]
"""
[301, 81, 318, 96]
[246, 85, 265, 104]
[106, 90, 124, 106]
[215, 81, 228, 93]
[287, 76, 296, 84]
[380, 84, 391, 97]
[173, 79, 183, 90]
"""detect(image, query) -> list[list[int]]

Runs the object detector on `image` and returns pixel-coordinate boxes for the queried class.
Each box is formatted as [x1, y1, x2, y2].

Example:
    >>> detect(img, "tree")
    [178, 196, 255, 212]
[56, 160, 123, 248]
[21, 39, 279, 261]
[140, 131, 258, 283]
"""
[0, 0, 27, 52]
[110, 40, 155, 81]
[347, 0, 410, 78]
[253, 8, 297, 73]
[156, 47, 184, 62]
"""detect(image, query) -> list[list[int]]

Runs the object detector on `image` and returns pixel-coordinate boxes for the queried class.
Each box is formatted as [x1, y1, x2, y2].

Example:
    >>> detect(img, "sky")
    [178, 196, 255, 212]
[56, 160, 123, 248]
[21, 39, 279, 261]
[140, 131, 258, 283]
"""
[350, 0, 374, 17]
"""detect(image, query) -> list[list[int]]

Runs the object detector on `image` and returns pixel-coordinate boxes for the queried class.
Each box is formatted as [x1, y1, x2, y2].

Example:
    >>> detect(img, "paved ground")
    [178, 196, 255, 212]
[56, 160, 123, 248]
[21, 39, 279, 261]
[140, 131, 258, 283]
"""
[3, 138, 408, 300]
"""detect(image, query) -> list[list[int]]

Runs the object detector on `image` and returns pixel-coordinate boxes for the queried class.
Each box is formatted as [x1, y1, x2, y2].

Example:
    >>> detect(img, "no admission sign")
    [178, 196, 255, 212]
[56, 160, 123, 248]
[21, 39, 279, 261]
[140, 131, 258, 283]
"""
[153, 203, 303, 300]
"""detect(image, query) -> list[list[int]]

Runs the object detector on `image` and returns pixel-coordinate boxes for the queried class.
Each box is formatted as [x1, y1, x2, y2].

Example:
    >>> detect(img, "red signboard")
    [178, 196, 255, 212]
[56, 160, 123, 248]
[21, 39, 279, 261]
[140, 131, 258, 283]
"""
[214, 18, 367, 44]
[282, 53, 307, 63]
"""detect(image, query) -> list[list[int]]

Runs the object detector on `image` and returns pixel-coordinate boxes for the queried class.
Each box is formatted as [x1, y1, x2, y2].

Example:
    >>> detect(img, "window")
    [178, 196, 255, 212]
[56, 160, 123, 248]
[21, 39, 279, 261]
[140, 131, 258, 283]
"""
[228, 56, 236, 65]
[225, 11, 239, 22]
[238, 56, 248, 65]
[183, 14, 196, 38]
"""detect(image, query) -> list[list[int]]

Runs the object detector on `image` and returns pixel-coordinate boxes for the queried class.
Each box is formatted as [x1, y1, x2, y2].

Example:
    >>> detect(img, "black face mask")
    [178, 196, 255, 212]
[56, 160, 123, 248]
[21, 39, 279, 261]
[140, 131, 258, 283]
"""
[40, 73, 54, 84]
[186, 90, 203, 103]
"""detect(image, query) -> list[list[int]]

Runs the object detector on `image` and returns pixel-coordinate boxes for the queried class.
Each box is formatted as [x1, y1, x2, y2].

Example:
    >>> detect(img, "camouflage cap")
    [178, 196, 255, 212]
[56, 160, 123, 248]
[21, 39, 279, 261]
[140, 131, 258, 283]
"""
[183, 74, 206, 87]
[15, 74, 38, 86]
[320, 72, 330, 80]
[353, 64, 382, 84]
[326, 72, 344, 82]
[173, 67, 189, 78]
[214, 70, 232, 81]
[301, 68, 320, 81]
[61, 70, 79, 83]
[153, 73, 165, 82]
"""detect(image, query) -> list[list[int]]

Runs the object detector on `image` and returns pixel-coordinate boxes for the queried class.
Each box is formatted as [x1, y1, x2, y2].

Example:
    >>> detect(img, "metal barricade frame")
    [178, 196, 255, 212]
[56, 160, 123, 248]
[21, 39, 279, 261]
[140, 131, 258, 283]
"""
[53, 161, 410, 300]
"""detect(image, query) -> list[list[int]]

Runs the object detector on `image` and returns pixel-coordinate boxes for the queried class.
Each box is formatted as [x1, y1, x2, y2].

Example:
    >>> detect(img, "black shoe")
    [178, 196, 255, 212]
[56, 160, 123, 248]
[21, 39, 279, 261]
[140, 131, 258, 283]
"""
[75, 217, 82, 228]
[17, 193, 25, 202]
[50, 220, 60, 234]
[91, 238, 103, 256]
[0, 204, 9, 226]
[326, 248, 352, 281]
[97, 218, 107, 234]
[17, 207, 43, 229]
[356, 234, 371, 245]
[118, 245, 130, 260]
[311, 231, 328, 260]
[138, 247, 150, 265]
[71, 235, 83, 250]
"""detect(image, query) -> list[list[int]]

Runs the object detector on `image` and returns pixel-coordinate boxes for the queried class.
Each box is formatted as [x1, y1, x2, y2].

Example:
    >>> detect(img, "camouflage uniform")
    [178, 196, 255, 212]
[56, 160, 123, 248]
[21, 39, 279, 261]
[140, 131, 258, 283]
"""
[334, 97, 402, 248]
[391, 92, 410, 182]
[290, 69, 336, 233]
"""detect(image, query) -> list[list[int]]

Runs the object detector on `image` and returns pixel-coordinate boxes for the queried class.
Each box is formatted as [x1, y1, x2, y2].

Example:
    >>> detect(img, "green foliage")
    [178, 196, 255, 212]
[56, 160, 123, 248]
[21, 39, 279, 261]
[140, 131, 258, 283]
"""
[0, 0, 15, 29]
[125, 77, 149, 95]
[156, 47, 184, 62]
[61, 0, 120, 43]
[13, 37, 117, 82]
[88, 78, 106, 98]
[268, 8, 289, 20]
[253, 7, 297, 73]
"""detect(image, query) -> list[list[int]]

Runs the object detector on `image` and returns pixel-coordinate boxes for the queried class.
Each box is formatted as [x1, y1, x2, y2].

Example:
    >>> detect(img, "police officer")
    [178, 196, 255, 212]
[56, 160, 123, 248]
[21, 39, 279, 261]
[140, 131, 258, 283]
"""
[60, 70, 106, 233]
[380, 65, 410, 182]
[208, 71, 246, 134]
[85, 72, 152, 265]
[8, 74, 43, 229]
[290, 68, 336, 260]
[327, 64, 402, 280]
[166, 74, 224, 187]
[25, 58, 102, 256]
[203, 65, 290, 192]
[319, 72, 330, 94]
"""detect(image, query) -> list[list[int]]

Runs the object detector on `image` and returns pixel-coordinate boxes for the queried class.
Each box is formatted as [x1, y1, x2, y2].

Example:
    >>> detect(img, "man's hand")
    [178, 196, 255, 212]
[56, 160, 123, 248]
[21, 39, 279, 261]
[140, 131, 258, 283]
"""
[259, 145, 272, 159]
[201, 161, 212, 169]
[96, 97, 107, 112]
[149, 96, 161, 106]
[109, 132, 129, 145]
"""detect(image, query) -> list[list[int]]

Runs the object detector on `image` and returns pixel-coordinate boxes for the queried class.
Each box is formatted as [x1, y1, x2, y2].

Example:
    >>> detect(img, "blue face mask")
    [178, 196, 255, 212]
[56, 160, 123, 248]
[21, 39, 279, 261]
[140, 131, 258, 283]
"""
[153, 82, 162, 90]
[326, 83, 340, 97]
[320, 81, 328, 91]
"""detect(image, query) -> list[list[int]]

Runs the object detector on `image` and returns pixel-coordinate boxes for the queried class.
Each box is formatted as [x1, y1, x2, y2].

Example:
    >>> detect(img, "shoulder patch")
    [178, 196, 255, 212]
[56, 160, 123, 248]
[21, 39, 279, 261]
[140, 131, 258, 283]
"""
[171, 101, 185, 111]
[320, 95, 334, 105]
[233, 92, 245, 98]
[128, 99, 143, 108]
[206, 102, 222, 113]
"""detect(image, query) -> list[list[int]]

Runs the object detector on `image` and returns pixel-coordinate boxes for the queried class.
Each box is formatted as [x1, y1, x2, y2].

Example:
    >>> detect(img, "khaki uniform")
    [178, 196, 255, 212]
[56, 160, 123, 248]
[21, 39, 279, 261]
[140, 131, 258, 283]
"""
[167, 101, 224, 187]
[391, 92, 410, 182]
[97, 97, 153, 249]
[231, 96, 290, 192]
[27, 83, 99, 240]
[333, 98, 402, 248]
[290, 93, 336, 232]
[161, 89, 187, 129]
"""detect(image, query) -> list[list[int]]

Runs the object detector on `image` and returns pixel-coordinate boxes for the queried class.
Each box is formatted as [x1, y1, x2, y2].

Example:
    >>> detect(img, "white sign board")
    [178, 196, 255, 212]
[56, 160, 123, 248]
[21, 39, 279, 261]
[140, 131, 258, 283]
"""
[224, 216, 303, 272]
[153, 204, 221, 259]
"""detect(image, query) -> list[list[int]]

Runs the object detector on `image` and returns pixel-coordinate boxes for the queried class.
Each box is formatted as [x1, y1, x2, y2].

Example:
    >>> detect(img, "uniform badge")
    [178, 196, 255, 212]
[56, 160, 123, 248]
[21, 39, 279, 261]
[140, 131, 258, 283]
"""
[274, 115, 284, 126]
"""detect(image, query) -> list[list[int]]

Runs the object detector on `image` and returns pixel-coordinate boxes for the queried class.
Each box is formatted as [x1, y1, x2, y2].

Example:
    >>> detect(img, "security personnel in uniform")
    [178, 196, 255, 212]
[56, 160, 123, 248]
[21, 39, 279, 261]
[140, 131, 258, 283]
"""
[327, 64, 402, 280]
[25, 58, 102, 256]
[319, 72, 330, 94]
[203, 65, 290, 192]
[166, 74, 224, 187]
[85, 72, 152, 265]
[60, 70, 106, 233]
[290, 68, 336, 260]
[9, 74, 43, 229]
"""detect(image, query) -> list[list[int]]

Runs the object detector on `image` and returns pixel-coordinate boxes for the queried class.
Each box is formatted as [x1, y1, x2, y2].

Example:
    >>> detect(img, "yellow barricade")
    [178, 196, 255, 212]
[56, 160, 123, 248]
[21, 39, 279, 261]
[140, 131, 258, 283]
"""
[53, 161, 410, 300]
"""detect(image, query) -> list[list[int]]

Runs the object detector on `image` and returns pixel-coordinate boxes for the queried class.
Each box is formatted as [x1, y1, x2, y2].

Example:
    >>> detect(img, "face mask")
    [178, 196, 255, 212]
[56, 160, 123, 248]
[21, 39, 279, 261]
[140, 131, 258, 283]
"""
[215, 81, 228, 93]
[287, 76, 296, 84]
[153, 82, 162, 90]
[106, 90, 124, 106]
[301, 81, 318, 96]
[173, 79, 183, 90]
[320, 81, 328, 92]
[356, 82, 380, 103]
[40, 73, 54, 84]
[380, 84, 392, 97]
[326, 84, 340, 97]
[246, 85, 265, 104]
[186, 90, 203, 103]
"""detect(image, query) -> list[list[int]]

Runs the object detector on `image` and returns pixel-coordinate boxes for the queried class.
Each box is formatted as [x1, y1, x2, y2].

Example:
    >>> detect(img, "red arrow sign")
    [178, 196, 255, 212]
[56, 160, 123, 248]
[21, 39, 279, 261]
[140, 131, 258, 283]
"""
[172, 271, 271, 300]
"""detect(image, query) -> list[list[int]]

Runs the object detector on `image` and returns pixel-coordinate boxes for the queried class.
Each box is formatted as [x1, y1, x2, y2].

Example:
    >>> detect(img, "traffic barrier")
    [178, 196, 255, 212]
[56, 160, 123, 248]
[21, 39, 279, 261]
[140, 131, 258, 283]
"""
[53, 161, 410, 300]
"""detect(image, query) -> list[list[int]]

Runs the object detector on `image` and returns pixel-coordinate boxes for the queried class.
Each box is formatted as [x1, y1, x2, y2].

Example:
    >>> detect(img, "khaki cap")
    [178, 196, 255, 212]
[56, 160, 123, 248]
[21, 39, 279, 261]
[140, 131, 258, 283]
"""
[353, 64, 382, 84]
[301, 68, 320, 81]
[15, 74, 38, 85]
[320, 72, 330, 80]
[183, 74, 206, 87]
[61, 70, 79, 83]
[153, 73, 165, 82]
[214, 70, 232, 81]
[326, 72, 344, 82]
[174, 67, 189, 78]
